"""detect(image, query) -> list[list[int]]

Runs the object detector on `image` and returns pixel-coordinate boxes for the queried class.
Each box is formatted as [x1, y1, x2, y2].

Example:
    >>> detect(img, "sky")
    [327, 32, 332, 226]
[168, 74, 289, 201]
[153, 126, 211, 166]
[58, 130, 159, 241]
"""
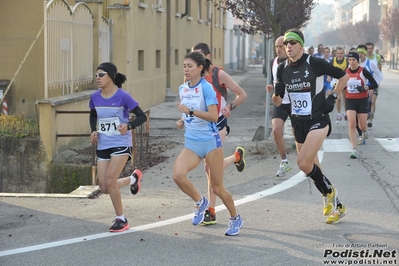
[318, 0, 335, 5]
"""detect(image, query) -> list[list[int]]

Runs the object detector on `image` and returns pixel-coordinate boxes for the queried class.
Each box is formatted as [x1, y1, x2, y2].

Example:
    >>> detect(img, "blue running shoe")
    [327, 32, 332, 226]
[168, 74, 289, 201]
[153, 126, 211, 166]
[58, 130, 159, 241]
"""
[192, 196, 209, 225]
[225, 214, 243, 236]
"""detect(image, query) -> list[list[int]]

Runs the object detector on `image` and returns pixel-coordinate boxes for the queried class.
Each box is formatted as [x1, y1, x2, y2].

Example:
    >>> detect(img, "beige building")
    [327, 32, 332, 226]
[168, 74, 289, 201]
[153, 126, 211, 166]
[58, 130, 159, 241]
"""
[0, 0, 228, 161]
[0, 0, 226, 116]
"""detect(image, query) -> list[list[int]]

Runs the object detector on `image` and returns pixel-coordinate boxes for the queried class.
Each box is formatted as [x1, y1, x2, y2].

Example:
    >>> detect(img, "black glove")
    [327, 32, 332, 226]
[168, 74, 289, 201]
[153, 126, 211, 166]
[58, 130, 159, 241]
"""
[274, 83, 285, 99]
[324, 94, 336, 114]
[356, 86, 365, 92]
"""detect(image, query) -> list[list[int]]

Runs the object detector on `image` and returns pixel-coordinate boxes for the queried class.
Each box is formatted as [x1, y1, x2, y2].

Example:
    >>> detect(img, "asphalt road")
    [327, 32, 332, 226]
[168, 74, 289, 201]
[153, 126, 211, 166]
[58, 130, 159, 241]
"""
[1, 66, 398, 266]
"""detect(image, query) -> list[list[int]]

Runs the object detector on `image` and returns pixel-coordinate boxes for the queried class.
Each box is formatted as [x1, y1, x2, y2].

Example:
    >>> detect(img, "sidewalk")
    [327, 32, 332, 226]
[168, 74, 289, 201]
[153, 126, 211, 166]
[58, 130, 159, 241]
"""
[150, 73, 250, 120]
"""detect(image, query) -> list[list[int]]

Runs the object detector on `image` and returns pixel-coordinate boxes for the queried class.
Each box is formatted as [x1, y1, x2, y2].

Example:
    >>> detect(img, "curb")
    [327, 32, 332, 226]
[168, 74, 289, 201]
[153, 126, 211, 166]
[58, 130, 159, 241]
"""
[0, 185, 99, 199]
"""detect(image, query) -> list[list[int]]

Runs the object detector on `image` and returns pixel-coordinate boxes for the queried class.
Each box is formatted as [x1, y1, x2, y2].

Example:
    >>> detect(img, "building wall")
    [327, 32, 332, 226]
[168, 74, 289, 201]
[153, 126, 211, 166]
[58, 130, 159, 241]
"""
[0, 0, 226, 115]
[0, 0, 45, 116]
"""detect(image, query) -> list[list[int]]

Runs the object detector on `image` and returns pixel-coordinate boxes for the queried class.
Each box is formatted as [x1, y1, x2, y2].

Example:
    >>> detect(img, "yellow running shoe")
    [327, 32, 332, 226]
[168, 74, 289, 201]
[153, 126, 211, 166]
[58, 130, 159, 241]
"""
[326, 204, 346, 224]
[323, 187, 337, 216]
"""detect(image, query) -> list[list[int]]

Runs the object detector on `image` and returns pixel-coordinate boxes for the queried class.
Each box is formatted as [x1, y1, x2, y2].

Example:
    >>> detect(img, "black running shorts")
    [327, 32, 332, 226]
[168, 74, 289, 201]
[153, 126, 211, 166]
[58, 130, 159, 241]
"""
[346, 97, 369, 114]
[97, 146, 132, 161]
[272, 103, 291, 121]
[291, 114, 331, 144]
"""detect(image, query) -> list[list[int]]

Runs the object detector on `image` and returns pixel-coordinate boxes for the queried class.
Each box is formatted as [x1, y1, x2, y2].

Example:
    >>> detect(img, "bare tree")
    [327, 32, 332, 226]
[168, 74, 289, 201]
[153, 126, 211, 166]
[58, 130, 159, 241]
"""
[316, 18, 380, 47]
[379, 7, 399, 42]
[207, 0, 317, 37]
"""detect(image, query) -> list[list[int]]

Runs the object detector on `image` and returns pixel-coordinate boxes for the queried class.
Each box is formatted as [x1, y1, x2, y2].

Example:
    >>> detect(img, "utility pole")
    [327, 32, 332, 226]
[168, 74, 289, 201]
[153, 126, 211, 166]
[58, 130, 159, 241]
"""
[264, 0, 275, 140]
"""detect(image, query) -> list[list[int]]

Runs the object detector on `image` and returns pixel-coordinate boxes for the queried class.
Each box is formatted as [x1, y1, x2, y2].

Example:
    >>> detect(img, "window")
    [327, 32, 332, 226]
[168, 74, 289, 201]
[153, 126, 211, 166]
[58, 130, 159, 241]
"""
[206, 1, 211, 24]
[219, 0, 223, 27]
[175, 0, 180, 13]
[156, 50, 161, 68]
[138, 50, 144, 71]
[198, 0, 203, 22]
[138, 0, 148, 9]
[175, 49, 179, 65]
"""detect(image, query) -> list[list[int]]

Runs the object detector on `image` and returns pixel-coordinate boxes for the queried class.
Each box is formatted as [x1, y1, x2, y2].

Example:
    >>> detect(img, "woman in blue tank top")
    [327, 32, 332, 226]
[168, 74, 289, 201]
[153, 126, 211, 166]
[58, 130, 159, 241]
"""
[173, 51, 243, 236]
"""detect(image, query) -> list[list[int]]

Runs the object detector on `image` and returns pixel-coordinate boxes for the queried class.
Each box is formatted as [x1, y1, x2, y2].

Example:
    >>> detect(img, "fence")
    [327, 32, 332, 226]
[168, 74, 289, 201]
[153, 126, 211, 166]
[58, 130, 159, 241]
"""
[45, 0, 94, 94]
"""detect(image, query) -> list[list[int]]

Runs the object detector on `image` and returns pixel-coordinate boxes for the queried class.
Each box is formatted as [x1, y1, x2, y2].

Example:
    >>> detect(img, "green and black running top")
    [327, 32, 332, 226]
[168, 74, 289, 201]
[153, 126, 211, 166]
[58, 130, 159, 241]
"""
[275, 54, 346, 120]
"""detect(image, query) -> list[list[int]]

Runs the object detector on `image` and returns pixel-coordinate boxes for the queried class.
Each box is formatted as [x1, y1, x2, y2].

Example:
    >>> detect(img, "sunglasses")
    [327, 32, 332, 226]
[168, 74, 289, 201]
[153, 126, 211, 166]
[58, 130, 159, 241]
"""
[283, 40, 299, 46]
[95, 72, 107, 78]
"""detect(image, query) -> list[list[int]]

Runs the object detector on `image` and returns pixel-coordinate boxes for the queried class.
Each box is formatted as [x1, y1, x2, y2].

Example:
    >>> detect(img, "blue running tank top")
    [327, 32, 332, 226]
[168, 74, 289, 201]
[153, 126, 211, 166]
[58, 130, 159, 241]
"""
[179, 77, 218, 140]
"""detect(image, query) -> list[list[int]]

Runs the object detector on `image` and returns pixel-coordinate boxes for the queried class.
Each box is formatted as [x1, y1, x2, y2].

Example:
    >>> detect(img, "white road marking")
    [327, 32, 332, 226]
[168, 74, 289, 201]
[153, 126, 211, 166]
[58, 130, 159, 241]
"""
[322, 139, 352, 152]
[0, 151, 323, 257]
[375, 138, 399, 152]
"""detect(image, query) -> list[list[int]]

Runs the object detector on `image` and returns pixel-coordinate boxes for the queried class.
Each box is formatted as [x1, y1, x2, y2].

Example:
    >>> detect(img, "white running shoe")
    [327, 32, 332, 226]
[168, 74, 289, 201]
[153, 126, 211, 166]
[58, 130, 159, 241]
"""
[276, 161, 292, 177]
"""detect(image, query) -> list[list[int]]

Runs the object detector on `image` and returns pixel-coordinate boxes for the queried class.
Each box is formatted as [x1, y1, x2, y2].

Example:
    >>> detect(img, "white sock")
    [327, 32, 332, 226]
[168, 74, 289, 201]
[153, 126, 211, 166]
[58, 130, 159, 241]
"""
[129, 175, 137, 185]
[116, 215, 125, 222]
[281, 159, 288, 163]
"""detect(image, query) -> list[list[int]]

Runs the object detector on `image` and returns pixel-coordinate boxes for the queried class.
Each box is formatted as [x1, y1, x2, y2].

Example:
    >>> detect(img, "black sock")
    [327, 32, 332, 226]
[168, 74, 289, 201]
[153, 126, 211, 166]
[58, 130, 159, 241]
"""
[307, 164, 332, 195]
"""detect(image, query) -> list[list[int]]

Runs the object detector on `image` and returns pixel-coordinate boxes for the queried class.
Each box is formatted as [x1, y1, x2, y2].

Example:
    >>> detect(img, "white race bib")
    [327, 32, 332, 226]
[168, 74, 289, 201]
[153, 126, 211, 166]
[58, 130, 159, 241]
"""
[290, 92, 312, 116]
[98, 117, 120, 135]
[347, 79, 361, 94]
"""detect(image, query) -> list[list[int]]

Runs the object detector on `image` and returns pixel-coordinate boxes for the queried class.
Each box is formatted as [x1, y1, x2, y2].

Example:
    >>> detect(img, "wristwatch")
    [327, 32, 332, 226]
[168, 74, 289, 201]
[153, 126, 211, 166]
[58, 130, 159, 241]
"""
[331, 92, 338, 99]
[229, 102, 236, 111]
[189, 107, 195, 116]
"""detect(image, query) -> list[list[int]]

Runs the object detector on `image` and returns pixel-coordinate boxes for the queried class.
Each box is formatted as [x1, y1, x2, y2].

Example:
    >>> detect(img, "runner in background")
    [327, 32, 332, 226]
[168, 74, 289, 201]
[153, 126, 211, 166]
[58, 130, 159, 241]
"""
[365, 42, 383, 127]
[266, 36, 292, 177]
[345, 52, 378, 158]
[356, 45, 383, 129]
[331, 46, 349, 123]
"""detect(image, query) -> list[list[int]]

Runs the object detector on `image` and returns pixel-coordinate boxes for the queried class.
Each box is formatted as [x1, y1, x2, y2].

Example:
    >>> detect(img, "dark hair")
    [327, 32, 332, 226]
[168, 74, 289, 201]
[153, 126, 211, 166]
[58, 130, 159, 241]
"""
[365, 42, 374, 48]
[96, 62, 127, 88]
[285, 28, 305, 44]
[184, 51, 212, 76]
[357, 44, 367, 50]
[192, 42, 211, 55]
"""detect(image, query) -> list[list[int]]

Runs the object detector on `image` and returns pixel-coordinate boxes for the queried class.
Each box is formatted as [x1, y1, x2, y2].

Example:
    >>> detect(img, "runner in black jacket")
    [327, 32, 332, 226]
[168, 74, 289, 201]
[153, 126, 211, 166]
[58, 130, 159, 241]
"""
[273, 29, 349, 224]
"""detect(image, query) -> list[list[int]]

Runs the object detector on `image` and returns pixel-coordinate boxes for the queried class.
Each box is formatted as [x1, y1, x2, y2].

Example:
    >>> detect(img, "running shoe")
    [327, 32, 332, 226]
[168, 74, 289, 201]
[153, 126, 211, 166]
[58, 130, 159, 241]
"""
[350, 149, 359, 159]
[367, 119, 373, 128]
[323, 187, 337, 216]
[326, 204, 346, 224]
[109, 218, 129, 232]
[357, 137, 365, 145]
[335, 114, 342, 124]
[276, 161, 292, 177]
[362, 130, 369, 140]
[202, 210, 217, 225]
[225, 214, 243, 236]
[130, 169, 143, 195]
[192, 196, 209, 225]
[369, 112, 374, 121]
[234, 147, 246, 172]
